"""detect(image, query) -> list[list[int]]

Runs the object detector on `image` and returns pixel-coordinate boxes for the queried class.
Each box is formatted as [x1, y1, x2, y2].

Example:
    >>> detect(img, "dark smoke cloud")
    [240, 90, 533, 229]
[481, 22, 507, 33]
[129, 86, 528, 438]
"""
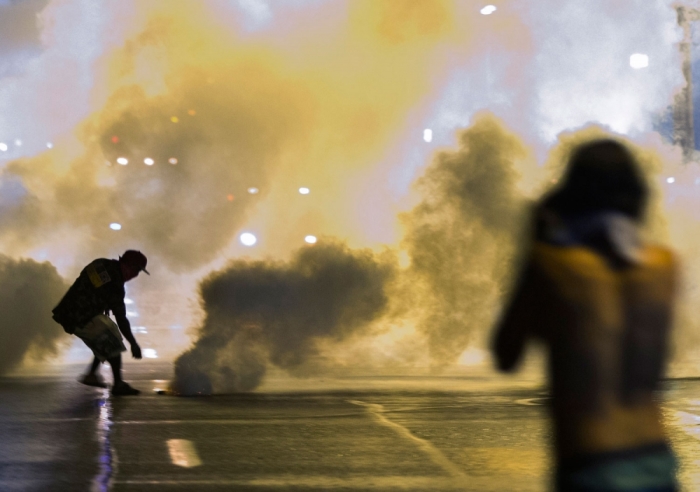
[401, 113, 532, 364]
[172, 241, 396, 394]
[0, 255, 68, 375]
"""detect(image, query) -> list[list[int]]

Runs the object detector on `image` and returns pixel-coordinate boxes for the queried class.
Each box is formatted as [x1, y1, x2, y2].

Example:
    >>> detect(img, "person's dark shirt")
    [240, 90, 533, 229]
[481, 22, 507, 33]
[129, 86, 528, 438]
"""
[52, 259, 126, 334]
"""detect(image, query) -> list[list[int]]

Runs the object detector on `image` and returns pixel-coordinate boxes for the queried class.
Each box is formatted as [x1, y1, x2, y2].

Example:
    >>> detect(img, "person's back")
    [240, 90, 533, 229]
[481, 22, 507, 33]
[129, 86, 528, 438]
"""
[493, 140, 678, 491]
[526, 242, 675, 460]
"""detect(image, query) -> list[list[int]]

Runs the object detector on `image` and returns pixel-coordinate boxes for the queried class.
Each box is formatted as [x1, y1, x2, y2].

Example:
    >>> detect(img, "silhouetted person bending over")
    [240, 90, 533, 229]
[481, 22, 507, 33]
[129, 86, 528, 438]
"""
[53, 250, 149, 396]
[493, 140, 678, 491]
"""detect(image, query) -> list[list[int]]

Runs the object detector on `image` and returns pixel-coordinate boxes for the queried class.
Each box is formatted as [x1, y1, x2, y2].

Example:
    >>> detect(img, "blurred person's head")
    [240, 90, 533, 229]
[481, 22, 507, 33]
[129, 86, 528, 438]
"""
[544, 139, 648, 222]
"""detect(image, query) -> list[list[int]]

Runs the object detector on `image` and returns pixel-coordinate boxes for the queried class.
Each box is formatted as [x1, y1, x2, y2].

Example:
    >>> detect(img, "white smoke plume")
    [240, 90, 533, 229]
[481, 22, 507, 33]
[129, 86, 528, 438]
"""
[0, 1, 698, 378]
[0, 255, 68, 375]
[172, 241, 396, 394]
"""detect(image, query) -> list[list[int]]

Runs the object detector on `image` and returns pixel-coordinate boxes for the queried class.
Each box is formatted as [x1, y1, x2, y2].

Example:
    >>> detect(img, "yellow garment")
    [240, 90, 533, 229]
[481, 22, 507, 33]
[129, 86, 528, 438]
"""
[493, 242, 677, 461]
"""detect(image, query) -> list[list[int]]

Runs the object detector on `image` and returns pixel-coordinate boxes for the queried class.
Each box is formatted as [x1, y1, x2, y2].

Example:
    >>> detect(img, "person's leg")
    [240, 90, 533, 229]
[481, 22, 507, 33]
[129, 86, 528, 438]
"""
[107, 355, 139, 395]
[79, 356, 107, 388]
[87, 356, 100, 376]
[107, 355, 123, 384]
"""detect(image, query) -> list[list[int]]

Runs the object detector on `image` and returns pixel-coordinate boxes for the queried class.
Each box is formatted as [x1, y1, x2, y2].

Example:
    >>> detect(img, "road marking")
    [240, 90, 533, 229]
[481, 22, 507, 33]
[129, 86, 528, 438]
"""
[116, 476, 473, 489]
[348, 400, 469, 481]
[167, 439, 202, 468]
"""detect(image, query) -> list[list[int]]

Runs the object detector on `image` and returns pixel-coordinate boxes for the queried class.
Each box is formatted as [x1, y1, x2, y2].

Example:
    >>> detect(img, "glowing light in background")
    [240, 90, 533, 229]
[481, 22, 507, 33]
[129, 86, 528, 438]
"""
[46, 142, 53, 149]
[0, 143, 7, 152]
[188, 109, 196, 116]
[630, 53, 649, 69]
[144, 157, 154, 165]
[111, 136, 119, 143]
[109, 223, 122, 230]
[304, 235, 317, 244]
[124, 298, 134, 304]
[247, 187, 259, 194]
[116, 157, 128, 165]
[298, 187, 310, 195]
[239, 232, 257, 246]
[14, 139, 21, 147]
[143, 349, 158, 359]
[227, 194, 234, 201]
[667, 177, 676, 184]
[423, 129, 433, 142]
[168, 157, 178, 164]
[170, 116, 179, 123]
[480, 5, 497, 15]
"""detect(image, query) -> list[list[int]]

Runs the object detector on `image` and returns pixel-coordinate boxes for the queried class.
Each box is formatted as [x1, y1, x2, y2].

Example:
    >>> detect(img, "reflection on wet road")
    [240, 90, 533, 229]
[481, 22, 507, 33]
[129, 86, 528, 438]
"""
[2, 366, 700, 491]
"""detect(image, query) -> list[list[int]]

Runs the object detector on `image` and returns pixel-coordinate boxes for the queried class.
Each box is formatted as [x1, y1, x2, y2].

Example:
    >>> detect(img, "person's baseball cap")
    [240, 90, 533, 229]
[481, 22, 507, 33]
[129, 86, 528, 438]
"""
[120, 250, 149, 275]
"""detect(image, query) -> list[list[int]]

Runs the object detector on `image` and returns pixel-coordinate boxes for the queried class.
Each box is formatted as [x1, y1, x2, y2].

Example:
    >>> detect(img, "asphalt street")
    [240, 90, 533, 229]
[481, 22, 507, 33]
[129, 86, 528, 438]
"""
[2, 363, 700, 491]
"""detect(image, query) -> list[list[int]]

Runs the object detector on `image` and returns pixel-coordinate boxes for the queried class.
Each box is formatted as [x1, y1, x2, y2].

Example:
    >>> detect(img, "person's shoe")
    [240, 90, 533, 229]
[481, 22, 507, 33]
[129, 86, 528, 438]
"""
[111, 381, 141, 396]
[79, 374, 107, 388]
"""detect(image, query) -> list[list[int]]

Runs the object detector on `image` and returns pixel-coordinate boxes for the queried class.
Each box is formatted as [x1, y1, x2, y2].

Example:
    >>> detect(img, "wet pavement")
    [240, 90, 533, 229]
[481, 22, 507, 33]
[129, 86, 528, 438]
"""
[2, 363, 700, 491]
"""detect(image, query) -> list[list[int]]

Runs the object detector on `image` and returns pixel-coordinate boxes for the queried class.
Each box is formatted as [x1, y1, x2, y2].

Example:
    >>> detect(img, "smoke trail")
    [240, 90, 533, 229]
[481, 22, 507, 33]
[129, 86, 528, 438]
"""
[172, 241, 396, 394]
[0, 255, 68, 375]
[401, 113, 533, 365]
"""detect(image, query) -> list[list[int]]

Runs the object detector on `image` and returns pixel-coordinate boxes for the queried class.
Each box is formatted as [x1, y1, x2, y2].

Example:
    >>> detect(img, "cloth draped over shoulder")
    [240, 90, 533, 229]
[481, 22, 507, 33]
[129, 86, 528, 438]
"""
[52, 258, 127, 334]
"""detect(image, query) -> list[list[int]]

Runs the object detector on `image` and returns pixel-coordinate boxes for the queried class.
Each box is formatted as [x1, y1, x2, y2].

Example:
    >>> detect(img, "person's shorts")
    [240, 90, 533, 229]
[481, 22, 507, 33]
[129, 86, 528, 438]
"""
[556, 443, 678, 492]
[74, 314, 126, 362]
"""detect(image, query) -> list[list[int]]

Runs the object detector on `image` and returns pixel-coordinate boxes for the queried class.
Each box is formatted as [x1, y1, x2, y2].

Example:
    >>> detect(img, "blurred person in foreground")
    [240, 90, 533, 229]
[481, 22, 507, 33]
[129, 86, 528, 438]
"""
[492, 140, 678, 491]
[52, 250, 149, 396]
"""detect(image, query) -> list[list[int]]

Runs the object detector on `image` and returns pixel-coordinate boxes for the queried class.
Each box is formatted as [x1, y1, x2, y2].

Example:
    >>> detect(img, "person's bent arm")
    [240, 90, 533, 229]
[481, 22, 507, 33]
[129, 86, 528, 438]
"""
[113, 308, 142, 359]
[492, 261, 539, 372]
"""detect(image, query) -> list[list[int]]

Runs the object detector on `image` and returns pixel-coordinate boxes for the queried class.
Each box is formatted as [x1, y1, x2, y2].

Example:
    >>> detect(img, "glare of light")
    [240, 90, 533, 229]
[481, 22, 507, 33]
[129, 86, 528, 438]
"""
[111, 135, 119, 143]
[299, 187, 310, 195]
[14, 139, 21, 147]
[170, 116, 179, 123]
[46, 142, 53, 149]
[126, 311, 139, 317]
[143, 349, 158, 359]
[124, 298, 134, 305]
[109, 223, 122, 230]
[117, 157, 128, 165]
[169, 157, 178, 164]
[247, 187, 259, 194]
[227, 194, 235, 201]
[304, 235, 317, 244]
[144, 157, 154, 165]
[240, 232, 257, 246]
[480, 5, 497, 15]
[667, 177, 675, 184]
[630, 54, 649, 69]
[423, 129, 433, 142]
[188, 109, 196, 116]
[0, 143, 7, 151]
[133, 326, 147, 334]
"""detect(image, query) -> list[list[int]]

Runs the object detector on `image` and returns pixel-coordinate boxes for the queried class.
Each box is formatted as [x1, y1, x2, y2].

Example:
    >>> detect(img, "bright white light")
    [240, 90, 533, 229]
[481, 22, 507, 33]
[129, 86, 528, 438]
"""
[240, 232, 257, 246]
[124, 298, 134, 305]
[299, 187, 310, 195]
[480, 5, 497, 15]
[304, 235, 317, 244]
[144, 157, 154, 165]
[423, 129, 433, 142]
[109, 223, 122, 230]
[46, 142, 53, 149]
[168, 157, 178, 164]
[248, 187, 259, 194]
[630, 54, 649, 69]
[14, 139, 22, 147]
[0, 143, 7, 152]
[143, 348, 158, 359]
[117, 157, 128, 165]
[667, 177, 675, 184]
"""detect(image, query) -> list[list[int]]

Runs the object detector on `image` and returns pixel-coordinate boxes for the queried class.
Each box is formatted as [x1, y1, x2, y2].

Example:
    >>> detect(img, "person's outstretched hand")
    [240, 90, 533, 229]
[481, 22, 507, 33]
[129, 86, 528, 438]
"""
[131, 343, 142, 359]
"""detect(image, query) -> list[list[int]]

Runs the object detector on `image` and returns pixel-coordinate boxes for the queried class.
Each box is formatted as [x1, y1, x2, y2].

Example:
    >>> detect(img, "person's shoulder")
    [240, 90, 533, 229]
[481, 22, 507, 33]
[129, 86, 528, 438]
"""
[639, 244, 677, 269]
